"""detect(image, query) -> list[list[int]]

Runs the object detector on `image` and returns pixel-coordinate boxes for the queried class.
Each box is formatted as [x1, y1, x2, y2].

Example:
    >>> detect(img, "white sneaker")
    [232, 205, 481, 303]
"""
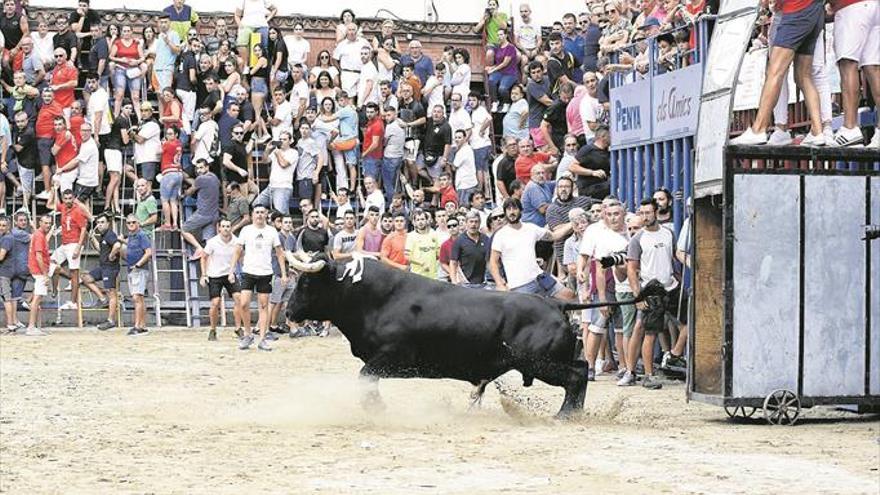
[730, 127, 767, 145]
[823, 125, 834, 144]
[595, 358, 606, 375]
[59, 301, 78, 310]
[767, 128, 793, 146]
[831, 126, 864, 147]
[800, 132, 826, 147]
[25, 327, 48, 336]
[868, 130, 880, 149]
[35, 191, 50, 200]
[501, 103, 510, 113]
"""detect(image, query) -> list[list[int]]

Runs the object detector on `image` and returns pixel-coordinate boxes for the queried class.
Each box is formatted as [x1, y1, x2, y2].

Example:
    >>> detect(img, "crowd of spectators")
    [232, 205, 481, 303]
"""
[9, 0, 869, 379]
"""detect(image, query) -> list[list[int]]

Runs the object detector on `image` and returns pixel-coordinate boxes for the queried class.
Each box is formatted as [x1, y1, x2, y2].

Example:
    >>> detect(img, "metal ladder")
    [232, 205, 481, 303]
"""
[149, 207, 201, 328]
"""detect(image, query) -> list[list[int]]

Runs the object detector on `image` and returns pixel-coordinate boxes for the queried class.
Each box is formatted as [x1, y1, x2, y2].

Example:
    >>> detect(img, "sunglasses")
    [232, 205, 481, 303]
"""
[607, 8, 618, 13]
[232, 131, 244, 135]
[54, 54, 66, 59]
[447, 223, 459, 228]
[320, 55, 330, 59]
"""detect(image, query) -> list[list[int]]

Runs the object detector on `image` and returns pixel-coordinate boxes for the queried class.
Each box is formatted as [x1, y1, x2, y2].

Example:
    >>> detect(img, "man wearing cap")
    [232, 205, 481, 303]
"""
[121, 214, 152, 336]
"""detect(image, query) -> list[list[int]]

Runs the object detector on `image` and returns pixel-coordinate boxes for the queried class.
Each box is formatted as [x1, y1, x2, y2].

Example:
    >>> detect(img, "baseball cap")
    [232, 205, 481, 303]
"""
[639, 17, 660, 30]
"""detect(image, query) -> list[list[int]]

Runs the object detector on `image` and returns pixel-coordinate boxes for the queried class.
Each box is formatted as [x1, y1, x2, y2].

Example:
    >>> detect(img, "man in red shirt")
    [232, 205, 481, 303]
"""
[49, 47, 78, 110]
[47, 187, 93, 310]
[731, 0, 827, 146]
[380, 212, 409, 271]
[26, 214, 54, 336]
[361, 102, 385, 185]
[514, 138, 555, 185]
[51, 116, 79, 193]
[34, 88, 65, 200]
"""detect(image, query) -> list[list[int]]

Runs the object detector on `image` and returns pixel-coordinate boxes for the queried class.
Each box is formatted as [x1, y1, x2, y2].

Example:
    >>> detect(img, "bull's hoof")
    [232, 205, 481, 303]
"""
[361, 391, 386, 414]
[554, 407, 585, 421]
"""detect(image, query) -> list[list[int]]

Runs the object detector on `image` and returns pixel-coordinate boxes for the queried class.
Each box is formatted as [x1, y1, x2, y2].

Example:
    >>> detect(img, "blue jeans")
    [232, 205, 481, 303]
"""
[381, 156, 403, 203]
[159, 171, 183, 201]
[488, 72, 518, 104]
[254, 186, 293, 214]
[362, 157, 381, 182]
[138, 161, 158, 182]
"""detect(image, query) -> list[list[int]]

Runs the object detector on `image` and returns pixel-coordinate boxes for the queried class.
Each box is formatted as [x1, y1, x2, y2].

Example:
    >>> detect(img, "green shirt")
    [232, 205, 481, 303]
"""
[136, 195, 159, 237]
[486, 13, 509, 46]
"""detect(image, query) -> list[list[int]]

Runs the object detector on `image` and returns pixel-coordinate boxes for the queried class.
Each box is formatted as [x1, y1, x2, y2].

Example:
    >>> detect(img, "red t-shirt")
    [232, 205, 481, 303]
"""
[515, 152, 551, 185]
[51, 64, 79, 108]
[439, 236, 455, 265]
[113, 39, 141, 67]
[161, 139, 183, 172]
[54, 131, 79, 169]
[439, 185, 457, 207]
[28, 229, 50, 275]
[57, 203, 88, 245]
[35, 101, 65, 139]
[780, 0, 816, 14]
[69, 114, 84, 147]
[381, 231, 407, 265]
[363, 118, 385, 159]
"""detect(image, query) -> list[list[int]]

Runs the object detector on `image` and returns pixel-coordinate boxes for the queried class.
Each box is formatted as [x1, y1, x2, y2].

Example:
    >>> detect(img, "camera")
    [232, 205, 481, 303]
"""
[485, 7, 493, 15]
[598, 251, 627, 269]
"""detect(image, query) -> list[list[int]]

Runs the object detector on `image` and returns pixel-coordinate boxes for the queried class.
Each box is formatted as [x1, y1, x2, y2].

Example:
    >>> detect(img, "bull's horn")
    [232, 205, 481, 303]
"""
[286, 253, 325, 273]
[292, 251, 312, 262]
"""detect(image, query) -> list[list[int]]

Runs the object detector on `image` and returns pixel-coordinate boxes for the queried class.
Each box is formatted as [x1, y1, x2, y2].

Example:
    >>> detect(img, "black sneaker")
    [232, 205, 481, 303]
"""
[269, 325, 281, 334]
[97, 299, 110, 309]
[126, 327, 149, 336]
[208, 328, 217, 341]
[97, 320, 116, 331]
[235, 327, 244, 338]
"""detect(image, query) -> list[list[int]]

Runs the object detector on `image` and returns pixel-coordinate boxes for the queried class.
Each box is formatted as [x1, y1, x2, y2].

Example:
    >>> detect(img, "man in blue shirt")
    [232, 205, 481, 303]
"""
[123, 215, 152, 336]
[521, 164, 556, 227]
[399, 40, 434, 85]
[561, 13, 586, 82]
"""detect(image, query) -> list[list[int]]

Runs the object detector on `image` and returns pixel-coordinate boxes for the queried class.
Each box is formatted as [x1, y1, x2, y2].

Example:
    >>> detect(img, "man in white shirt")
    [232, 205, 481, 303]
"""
[362, 175, 385, 214]
[514, 3, 542, 72]
[269, 86, 292, 141]
[199, 218, 243, 341]
[84, 74, 111, 153]
[468, 92, 493, 198]
[333, 23, 369, 96]
[230, 203, 288, 352]
[382, 105, 406, 204]
[451, 129, 477, 207]
[422, 63, 447, 116]
[579, 72, 603, 141]
[356, 46, 379, 109]
[489, 197, 573, 298]
[72, 123, 100, 207]
[576, 200, 628, 378]
[448, 93, 472, 140]
[254, 131, 297, 214]
[287, 64, 309, 126]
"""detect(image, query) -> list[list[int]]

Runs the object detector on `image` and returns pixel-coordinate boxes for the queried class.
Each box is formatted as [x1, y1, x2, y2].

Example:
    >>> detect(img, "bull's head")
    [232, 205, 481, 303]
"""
[286, 252, 338, 323]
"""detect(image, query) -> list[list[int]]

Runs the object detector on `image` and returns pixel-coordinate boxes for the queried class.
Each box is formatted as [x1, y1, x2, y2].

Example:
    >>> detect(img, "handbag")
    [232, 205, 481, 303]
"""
[125, 67, 142, 79]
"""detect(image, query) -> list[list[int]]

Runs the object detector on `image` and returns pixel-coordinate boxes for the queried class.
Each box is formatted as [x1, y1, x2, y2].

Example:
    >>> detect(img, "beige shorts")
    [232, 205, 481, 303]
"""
[33, 275, 49, 297]
[51, 243, 82, 270]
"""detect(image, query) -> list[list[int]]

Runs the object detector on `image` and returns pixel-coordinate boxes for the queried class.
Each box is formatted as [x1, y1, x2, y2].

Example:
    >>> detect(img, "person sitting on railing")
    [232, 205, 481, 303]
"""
[514, 3, 543, 78]
[473, 0, 508, 66]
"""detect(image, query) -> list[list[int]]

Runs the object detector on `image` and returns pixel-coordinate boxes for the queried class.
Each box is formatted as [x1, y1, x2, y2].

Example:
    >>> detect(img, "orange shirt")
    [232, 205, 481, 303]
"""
[381, 231, 407, 266]
[57, 203, 88, 245]
[69, 114, 84, 147]
[515, 152, 551, 185]
[28, 229, 50, 275]
[51, 64, 79, 108]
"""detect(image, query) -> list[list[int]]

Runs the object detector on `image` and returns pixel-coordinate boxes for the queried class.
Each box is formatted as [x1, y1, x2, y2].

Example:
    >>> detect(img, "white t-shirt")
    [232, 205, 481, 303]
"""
[424, 76, 446, 115]
[451, 64, 472, 98]
[492, 222, 548, 289]
[204, 234, 240, 278]
[75, 138, 100, 187]
[240, 0, 271, 28]
[515, 21, 541, 51]
[268, 147, 297, 189]
[364, 189, 385, 214]
[448, 107, 472, 136]
[289, 79, 310, 118]
[357, 61, 379, 105]
[237, 224, 281, 277]
[192, 119, 217, 163]
[333, 38, 368, 72]
[579, 93, 603, 141]
[134, 120, 161, 164]
[627, 226, 678, 291]
[452, 144, 477, 191]
[283, 35, 310, 67]
[271, 100, 293, 141]
[86, 87, 112, 136]
[469, 105, 492, 149]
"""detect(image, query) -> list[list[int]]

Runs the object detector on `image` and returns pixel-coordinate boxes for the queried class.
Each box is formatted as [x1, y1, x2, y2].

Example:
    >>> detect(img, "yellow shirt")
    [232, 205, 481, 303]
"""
[405, 230, 440, 278]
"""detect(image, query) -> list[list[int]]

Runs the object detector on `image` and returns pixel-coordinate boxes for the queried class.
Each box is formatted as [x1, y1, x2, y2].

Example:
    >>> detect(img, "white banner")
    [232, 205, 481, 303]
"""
[610, 78, 652, 148]
[653, 64, 703, 140]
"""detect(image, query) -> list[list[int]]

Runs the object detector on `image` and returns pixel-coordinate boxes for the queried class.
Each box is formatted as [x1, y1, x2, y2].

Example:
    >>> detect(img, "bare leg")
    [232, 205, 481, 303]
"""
[642, 333, 656, 376]
[749, 46, 796, 134]
[792, 53, 822, 136]
[240, 290, 253, 336]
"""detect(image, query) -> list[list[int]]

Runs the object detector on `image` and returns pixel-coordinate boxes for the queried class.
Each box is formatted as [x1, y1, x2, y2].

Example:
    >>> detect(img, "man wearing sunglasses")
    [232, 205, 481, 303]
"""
[48, 48, 78, 110]
[121, 215, 152, 336]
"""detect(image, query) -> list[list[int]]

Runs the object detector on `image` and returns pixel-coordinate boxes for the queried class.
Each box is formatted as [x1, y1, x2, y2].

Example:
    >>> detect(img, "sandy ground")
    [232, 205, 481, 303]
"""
[0, 328, 878, 495]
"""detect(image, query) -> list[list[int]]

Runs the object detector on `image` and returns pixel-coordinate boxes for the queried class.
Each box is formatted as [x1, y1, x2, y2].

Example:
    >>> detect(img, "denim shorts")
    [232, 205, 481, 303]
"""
[473, 146, 491, 172]
[511, 275, 564, 298]
[37, 138, 54, 166]
[250, 76, 268, 95]
[113, 67, 143, 93]
[772, 0, 824, 55]
[362, 157, 381, 180]
[159, 170, 183, 201]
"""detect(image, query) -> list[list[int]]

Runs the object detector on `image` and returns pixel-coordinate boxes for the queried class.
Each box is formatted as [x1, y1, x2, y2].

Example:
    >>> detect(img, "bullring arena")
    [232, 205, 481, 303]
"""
[1, 329, 877, 494]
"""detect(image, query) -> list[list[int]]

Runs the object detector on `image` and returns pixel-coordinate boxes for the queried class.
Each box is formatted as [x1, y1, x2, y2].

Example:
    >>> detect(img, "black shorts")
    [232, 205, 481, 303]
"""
[89, 266, 119, 290]
[98, 133, 111, 162]
[240, 273, 273, 294]
[208, 275, 241, 299]
[74, 183, 97, 201]
[639, 286, 682, 334]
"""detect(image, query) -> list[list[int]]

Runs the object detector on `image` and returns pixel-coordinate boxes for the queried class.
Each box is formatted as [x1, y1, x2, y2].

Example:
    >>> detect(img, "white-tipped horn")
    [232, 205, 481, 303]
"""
[286, 252, 325, 273]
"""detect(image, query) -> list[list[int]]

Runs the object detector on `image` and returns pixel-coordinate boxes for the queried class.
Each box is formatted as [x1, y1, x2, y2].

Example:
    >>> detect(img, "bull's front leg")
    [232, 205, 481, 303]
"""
[358, 364, 386, 414]
[468, 379, 491, 410]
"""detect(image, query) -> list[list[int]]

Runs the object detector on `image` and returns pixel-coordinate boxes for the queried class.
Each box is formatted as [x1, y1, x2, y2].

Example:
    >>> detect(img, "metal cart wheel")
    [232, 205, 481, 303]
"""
[725, 406, 758, 419]
[762, 389, 801, 425]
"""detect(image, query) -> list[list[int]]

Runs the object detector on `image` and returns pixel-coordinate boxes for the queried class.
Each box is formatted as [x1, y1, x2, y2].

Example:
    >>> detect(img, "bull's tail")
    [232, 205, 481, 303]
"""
[559, 279, 667, 312]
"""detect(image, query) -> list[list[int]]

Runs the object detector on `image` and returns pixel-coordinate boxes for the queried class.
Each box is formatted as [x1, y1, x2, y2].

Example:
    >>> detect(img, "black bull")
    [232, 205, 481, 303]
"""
[286, 255, 665, 417]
